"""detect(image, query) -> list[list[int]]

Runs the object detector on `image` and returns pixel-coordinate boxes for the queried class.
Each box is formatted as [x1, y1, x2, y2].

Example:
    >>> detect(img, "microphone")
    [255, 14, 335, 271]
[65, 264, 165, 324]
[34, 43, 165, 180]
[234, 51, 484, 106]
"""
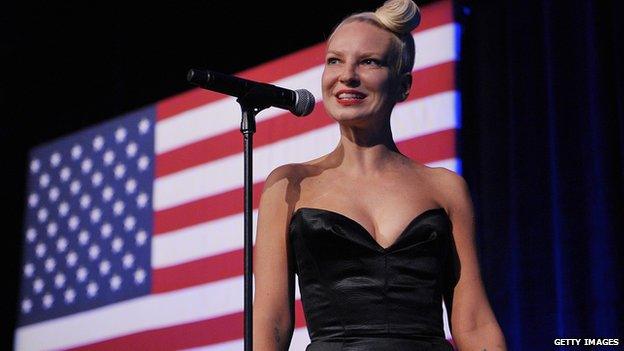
[187, 69, 315, 116]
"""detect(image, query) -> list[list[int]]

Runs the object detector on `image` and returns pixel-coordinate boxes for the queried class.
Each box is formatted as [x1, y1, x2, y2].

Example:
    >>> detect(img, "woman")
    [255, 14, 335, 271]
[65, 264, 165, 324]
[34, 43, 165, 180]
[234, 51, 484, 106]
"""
[253, 0, 506, 350]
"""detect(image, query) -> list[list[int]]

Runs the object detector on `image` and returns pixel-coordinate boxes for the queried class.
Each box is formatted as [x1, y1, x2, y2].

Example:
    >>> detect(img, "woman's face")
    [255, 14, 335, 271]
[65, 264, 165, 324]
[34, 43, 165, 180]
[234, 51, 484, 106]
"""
[322, 21, 404, 125]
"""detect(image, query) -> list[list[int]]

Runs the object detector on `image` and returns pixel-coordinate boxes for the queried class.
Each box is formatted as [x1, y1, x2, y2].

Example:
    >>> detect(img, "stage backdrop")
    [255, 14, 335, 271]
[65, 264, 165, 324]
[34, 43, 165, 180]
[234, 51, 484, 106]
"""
[15, 1, 461, 350]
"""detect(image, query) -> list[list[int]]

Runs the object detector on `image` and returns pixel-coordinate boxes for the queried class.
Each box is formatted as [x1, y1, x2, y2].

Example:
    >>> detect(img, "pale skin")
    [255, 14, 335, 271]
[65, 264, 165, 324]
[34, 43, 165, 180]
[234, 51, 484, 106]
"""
[253, 21, 507, 351]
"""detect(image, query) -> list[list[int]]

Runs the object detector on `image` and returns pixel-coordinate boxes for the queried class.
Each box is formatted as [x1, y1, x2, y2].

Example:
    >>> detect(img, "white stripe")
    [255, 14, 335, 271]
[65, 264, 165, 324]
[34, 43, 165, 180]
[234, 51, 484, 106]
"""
[153, 156, 459, 269]
[155, 23, 458, 154]
[179, 327, 311, 351]
[154, 91, 458, 211]
[16, 275, 303, 351]
[152, 210, 258, 268]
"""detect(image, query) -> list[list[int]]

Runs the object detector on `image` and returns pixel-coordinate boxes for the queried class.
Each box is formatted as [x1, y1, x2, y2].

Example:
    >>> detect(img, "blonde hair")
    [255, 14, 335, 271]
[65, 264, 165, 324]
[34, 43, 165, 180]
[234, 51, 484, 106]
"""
[329, 0, 421, 77]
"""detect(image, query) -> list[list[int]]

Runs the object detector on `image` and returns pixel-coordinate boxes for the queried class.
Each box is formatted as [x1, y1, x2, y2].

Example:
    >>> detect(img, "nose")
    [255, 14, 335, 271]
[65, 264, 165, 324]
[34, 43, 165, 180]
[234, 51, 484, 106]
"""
[339, 63, 359, 86]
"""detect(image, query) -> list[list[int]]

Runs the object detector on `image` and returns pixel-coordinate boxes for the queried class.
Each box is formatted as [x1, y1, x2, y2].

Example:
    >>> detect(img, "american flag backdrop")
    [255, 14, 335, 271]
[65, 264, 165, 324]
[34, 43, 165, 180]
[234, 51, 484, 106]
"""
[15, 1, 461, 349]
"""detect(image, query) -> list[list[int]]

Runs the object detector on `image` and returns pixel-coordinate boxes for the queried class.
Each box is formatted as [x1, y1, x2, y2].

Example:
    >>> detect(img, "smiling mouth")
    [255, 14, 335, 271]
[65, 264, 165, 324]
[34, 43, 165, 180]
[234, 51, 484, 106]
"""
[336, 92, 366, 105]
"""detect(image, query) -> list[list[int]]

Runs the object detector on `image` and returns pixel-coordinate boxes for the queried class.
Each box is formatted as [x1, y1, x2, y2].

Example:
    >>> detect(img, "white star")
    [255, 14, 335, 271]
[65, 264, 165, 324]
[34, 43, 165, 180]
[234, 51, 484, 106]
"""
[71, 144, 83, 160]
[44, 257, 56, 272]
[26, 228, 37, 243]
[28, 193, 39, 207]
[68, 215, 80, 231]
[50, 152, 62, 168]
[115, 127, 127, 143]
[114, 163, 126, 179]
[88, 244, 100, 260]
[137, 155, 150, 171]
[80, 194, 92, 209]
[100, 222, 113, 239]
[93, 135, 104, 151]
[46, 222, 58, 237]
[23, 262, 35, 278]
[90, 207, 102, 223]
[76, 266, 88, 282]
[87, 281, 99, 298]
[125, 178, 137, 194]
[122, 253, 135, 269]
[99, 260, 111, 276]
[91, 171, 103, 187]
[21, 298, 33, 313]
[100, 222, 112, 239]
[37, 208, 49, 222]
[60, 167, 72, 182]
[135, 230, 147, 246]
[64, 288, 76, 304]
[35, 243, 47, 258]
[112, 237, 124, 253]
[39, 173, 50, 188]
[102, 186, 114, 202]
[30, 159, 41, 173]
[66, 251, 78, 267]
[54, 273, 66, 289]
[113, 200, 125, 216]
[136, 192, 148, 209]
[126, 142, 138, 158]
[42, 293, 54, 309]
[81, 158, 93, 174]
[70, 180, 81, 195]
[110, 275, 122, 291]
[123, 216, 136, 232]
[48, 187, 60, 202]
[33, 278, 44, 294]
[56, 237, 68, 253]
[138, 118, 150, 134]
[58, 201, 70, 217]
[103, 150, 115, 166]
[134, 268, 146, 284]
[79, 230, 90, 245]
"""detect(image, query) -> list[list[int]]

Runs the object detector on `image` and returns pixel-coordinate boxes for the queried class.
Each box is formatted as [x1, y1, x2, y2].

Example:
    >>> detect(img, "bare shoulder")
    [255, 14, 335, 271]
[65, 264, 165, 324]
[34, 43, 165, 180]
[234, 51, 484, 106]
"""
[422, 166, 473, 216]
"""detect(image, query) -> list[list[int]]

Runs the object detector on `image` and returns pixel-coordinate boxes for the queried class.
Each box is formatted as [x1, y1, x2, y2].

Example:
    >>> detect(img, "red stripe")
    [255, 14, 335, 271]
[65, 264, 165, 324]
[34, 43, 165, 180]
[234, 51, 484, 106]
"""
[154, 129, 455, 237]
[155, 0, 453, 122]
[400, 128, 456, 164]
[153, 181, 263, 235]
[152, 249, 243, 294]
[65, 300, 307, 350]
[155, 61, 455, 178]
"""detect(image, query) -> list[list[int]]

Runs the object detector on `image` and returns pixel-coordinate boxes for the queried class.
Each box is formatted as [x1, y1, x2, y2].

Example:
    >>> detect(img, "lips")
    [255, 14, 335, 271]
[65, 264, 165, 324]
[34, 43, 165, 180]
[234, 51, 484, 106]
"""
[335, 90, 367, 106]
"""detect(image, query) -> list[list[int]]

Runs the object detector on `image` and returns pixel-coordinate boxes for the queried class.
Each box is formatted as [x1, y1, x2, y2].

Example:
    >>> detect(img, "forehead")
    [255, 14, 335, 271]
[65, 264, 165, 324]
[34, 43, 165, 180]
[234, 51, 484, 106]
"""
[327, 21, 395, 56]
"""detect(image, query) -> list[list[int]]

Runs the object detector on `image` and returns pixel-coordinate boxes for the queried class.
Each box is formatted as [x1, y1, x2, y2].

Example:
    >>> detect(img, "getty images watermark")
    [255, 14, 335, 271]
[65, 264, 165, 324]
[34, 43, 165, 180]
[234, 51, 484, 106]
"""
[554, 338, 620, 347]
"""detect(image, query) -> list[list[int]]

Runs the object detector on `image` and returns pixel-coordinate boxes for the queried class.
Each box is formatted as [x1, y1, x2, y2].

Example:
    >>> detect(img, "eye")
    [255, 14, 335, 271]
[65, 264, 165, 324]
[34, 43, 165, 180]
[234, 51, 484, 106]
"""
[361, 58, 382, 66]
[326, 57, 340, 65]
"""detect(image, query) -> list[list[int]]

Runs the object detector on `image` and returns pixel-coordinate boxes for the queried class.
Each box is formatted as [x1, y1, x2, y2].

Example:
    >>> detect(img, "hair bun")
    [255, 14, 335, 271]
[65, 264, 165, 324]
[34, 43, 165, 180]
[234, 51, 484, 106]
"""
[374, 0, 421, 34]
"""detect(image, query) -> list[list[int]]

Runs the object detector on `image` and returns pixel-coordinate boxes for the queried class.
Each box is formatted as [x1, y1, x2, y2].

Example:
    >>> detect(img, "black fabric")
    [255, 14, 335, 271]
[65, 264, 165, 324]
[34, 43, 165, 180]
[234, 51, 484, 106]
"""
[289, 207, 457, 351]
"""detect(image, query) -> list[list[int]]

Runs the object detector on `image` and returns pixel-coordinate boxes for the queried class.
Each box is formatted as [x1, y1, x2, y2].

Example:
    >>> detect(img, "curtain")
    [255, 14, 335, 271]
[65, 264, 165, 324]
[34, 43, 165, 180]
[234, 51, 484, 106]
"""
[456, 0, 624, 349]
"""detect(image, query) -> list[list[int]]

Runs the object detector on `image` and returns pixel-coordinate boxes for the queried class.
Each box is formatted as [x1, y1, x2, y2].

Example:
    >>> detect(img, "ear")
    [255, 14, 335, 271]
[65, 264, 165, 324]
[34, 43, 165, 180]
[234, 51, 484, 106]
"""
[397, 73, 412, 102]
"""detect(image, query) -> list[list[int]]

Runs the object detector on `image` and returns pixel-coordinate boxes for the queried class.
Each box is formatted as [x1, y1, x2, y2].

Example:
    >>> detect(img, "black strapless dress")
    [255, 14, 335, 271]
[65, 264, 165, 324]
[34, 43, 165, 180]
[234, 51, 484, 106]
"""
[289, 207, 459, 351]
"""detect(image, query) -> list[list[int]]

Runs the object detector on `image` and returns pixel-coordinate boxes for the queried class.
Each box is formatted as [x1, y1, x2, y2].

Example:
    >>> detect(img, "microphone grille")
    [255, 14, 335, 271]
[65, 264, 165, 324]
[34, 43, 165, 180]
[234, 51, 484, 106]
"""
[293, 89, 316, 116]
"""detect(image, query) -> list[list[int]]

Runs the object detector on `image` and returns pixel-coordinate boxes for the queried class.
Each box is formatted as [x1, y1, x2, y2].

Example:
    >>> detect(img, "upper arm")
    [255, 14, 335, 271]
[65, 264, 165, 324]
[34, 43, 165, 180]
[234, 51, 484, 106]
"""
[253, 164, 299, 332]
[436, 169, 499, 336]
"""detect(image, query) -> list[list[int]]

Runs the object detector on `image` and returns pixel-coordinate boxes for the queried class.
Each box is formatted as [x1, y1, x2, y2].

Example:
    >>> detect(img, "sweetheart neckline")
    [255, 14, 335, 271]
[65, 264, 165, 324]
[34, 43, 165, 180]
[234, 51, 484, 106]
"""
[291, 206, 448, 251]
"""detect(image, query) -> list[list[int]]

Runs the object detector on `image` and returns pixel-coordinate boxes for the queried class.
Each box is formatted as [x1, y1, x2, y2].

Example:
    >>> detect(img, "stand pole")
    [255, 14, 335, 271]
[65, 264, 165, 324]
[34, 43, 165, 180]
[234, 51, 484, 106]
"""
[240, 103, 261, 351]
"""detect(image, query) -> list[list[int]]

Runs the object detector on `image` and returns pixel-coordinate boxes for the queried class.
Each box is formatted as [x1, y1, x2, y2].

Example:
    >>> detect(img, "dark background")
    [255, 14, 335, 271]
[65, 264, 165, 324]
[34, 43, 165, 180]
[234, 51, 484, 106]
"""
[4, 1, 623, 350]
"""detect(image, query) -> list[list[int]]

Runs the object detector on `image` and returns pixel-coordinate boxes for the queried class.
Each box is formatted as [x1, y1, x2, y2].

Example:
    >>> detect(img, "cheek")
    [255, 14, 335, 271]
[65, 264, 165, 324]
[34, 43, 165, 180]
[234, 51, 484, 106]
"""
[321, 69, 335, 97]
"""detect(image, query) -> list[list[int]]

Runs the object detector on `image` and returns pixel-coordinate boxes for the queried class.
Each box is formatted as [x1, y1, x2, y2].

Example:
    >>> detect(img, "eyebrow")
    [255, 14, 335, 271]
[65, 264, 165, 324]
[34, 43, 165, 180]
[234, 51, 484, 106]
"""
[325, 50, 385, 57]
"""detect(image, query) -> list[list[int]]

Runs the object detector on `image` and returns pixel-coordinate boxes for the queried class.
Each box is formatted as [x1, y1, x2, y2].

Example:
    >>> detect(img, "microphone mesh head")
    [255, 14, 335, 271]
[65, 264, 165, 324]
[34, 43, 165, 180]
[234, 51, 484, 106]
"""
[293, 89, 316, 116]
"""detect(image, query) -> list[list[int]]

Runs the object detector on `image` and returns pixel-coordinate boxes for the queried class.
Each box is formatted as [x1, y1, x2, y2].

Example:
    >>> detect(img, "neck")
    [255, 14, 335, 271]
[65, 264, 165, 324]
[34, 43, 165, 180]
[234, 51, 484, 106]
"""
[329, 119, 402, 177]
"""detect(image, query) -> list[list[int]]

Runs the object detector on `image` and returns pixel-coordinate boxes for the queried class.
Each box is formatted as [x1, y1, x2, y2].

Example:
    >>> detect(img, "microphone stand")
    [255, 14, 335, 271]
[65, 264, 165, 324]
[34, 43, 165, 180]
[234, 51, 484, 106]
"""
[237, 89, 270, 351]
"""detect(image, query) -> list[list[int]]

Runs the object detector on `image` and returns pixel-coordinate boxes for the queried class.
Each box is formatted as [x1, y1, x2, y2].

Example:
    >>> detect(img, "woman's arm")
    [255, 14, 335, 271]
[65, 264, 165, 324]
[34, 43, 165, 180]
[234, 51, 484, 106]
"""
[253, 165, 299, 351]
[436, 169, 507, 350]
